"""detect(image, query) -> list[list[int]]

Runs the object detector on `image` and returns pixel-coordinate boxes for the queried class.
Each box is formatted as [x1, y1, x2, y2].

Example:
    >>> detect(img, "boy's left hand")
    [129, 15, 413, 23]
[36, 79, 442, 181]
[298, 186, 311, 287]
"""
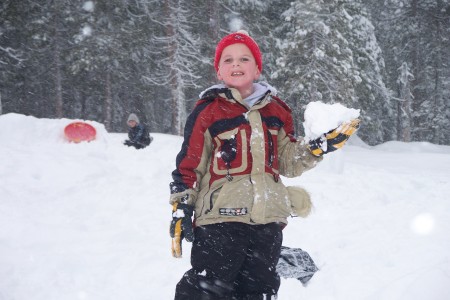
[308, 119, 360, 157]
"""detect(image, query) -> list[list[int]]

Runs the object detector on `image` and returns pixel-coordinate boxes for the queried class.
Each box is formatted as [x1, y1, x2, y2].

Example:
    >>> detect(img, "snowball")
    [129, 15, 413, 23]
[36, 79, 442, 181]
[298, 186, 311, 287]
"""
[303, 101, 360, 140]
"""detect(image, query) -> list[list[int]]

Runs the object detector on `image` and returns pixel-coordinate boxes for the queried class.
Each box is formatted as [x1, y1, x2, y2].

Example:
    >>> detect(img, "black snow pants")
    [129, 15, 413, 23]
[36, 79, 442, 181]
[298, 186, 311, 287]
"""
[174, 222, 282, 300]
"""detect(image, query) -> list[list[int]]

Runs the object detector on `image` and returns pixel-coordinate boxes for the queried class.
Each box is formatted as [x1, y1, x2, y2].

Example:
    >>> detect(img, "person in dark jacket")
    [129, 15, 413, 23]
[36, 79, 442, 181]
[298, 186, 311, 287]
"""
[123, 113, 152, 149]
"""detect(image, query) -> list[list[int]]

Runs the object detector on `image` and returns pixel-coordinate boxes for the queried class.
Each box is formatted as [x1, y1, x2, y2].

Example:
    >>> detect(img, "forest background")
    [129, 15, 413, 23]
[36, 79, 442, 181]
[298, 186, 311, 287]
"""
[1, 0, 449, 145]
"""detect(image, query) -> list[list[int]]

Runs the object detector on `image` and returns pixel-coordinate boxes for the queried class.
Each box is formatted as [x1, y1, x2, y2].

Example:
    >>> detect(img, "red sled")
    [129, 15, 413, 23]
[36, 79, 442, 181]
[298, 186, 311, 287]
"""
[64, 122, 97, 143]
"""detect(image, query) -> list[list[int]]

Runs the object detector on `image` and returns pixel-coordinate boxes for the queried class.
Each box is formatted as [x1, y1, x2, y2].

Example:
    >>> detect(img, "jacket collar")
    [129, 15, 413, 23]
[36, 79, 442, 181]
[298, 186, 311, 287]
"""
[199, 82, 277, 110]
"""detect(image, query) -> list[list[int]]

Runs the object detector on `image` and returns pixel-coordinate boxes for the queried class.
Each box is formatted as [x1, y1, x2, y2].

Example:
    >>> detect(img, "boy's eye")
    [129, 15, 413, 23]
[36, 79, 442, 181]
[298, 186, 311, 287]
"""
[224, 58, 233, 63]
[241, 57, 250, 62]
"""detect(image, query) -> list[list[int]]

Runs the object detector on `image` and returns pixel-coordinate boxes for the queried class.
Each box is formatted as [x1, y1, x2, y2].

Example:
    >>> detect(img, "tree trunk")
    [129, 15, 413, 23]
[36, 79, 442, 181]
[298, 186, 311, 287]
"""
[164, 0, 182, 135]
[104, 70, 113, 131]
[207, 0, 220, 83]
[409, 0, 419, 141]
[397, 63, 412, 142]
[432, 0, 443, 144]
[53, 5, 63, 118]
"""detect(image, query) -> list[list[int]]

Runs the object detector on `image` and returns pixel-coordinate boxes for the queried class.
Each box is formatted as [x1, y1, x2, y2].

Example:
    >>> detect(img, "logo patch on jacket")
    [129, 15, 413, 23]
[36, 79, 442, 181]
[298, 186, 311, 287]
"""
[219, 208, 248, 216]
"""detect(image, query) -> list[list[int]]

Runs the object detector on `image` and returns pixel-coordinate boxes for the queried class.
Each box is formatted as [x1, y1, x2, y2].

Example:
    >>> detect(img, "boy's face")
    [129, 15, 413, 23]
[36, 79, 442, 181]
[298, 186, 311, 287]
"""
[217, 43, 261, 97]
[127, 120, 137, 128]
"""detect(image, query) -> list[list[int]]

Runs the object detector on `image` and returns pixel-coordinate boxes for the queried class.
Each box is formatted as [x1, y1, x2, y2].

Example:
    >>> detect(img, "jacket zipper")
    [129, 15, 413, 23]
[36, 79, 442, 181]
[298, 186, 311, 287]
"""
[267, 129, 274, 168]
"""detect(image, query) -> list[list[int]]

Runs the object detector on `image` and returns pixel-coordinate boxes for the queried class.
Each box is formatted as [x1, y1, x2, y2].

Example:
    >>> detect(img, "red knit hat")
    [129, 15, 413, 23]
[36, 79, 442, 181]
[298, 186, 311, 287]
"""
[214, 30, 262, 72]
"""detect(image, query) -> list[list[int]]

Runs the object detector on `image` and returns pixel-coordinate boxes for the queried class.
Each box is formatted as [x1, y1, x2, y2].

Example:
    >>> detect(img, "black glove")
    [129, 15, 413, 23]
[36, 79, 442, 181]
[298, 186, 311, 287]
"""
[308, 119, 360, 157]
[170, 202, 194, 258]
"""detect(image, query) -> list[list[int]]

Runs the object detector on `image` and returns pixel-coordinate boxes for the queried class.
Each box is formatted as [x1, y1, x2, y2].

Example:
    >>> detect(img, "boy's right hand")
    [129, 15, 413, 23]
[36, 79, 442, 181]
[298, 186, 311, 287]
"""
[170, 202, 194, 258]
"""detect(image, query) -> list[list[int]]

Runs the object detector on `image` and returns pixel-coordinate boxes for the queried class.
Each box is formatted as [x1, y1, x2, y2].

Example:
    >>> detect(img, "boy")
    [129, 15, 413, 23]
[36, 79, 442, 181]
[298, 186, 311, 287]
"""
[123, 113, 152, 149]
[169, 30, 358, 299]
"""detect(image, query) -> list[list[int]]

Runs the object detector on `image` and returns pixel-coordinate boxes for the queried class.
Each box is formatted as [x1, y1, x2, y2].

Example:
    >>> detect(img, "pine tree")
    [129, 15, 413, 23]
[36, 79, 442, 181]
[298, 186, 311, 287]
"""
[0, 0, 25, 115]
[1, 0, 79, 118]
[342, 0, 394, 144]
[371, 0, 450, 144]
[1, 0, 449, 145]
[273, 0, 358, 135]
[69, 0, 124, 130]
[426, 0, 450, 144]
[68, 0, 155, 132]
[143, 0, 204, 135]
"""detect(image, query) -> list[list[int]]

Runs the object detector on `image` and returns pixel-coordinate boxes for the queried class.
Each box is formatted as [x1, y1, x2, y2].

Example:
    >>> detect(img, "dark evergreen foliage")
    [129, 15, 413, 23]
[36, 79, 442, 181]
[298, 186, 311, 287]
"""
[0, 0, 449, 145]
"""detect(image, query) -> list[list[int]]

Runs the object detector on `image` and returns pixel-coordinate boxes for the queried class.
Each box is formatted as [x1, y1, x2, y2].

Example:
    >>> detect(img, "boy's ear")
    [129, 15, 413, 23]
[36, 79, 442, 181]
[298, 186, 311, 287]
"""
[217, 69, 223, 81]
[254, 68, 261, 80]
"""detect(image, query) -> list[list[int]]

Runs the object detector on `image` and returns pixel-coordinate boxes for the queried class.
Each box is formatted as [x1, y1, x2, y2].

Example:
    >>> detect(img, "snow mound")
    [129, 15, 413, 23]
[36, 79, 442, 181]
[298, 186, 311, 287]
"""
[374, 140, 450, 154]
[0, 113, 109, 145]
[2, 113, 450, 300]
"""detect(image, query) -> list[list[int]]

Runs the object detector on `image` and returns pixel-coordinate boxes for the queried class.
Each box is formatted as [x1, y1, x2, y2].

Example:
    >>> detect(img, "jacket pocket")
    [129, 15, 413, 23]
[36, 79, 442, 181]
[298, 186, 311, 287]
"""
[202, 176, 253, 219]
[213, 128, 248, 176]
[204, 186, 222, 215]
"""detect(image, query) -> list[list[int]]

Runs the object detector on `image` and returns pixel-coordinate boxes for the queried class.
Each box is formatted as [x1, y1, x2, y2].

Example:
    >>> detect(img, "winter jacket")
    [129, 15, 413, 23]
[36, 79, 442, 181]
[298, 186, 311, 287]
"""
[128, 123, 151, 146]
[170, 83, 322, 226]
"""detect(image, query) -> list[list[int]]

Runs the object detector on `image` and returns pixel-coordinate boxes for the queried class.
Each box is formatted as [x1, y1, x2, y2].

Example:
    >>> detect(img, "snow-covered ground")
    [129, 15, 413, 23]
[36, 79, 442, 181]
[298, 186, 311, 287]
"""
[1, 113, 449, 300]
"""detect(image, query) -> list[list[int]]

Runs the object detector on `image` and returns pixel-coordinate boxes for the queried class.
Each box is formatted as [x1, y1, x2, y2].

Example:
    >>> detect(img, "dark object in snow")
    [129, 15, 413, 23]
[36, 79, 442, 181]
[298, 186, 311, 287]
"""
[276, 246, 319, 285]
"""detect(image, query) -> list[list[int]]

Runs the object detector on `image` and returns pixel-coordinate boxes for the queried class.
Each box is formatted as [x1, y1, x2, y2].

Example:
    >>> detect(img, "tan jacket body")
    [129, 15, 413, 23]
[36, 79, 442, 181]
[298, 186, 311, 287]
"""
[170, 86, 321, 226]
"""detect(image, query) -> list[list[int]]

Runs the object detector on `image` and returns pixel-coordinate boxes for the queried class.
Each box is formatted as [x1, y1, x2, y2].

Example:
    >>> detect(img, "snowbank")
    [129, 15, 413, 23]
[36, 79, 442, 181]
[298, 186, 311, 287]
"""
[1, 113, 450, 300]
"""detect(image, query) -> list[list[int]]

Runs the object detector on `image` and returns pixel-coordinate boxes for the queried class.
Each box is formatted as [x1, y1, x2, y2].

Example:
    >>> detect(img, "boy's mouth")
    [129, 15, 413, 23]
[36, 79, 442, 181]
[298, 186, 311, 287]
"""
[231, 72, 244, 76]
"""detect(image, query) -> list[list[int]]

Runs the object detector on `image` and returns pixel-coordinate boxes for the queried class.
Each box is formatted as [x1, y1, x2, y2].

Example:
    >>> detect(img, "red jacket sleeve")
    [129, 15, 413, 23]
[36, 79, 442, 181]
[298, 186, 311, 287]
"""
[170, 99, 212, 194]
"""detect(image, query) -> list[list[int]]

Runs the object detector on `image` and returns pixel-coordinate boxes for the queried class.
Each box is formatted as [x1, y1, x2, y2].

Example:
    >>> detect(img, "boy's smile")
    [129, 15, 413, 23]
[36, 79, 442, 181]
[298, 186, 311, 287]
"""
[217, 43, 261, 99]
